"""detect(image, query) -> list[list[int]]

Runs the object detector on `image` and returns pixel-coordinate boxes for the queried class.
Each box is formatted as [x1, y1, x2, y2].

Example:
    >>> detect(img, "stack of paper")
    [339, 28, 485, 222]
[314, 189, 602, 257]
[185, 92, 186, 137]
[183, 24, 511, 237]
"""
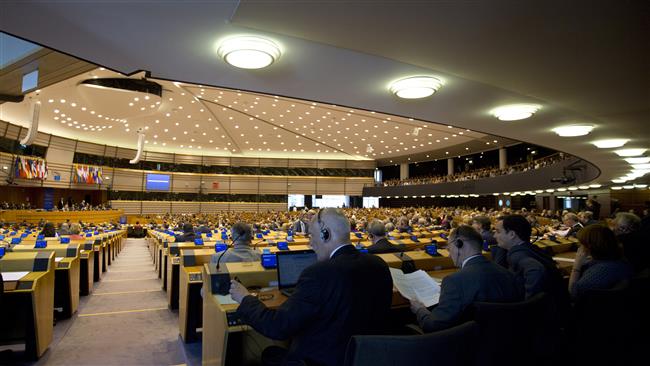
[389, 268, 441, 307]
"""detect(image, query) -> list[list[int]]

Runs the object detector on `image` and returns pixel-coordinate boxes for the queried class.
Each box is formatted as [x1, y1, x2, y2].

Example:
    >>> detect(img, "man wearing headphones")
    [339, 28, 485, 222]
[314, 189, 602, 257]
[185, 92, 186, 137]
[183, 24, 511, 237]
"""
[229, 208, 393, 366]
[211, 222, 261, 264]
[410, 225, 520, 333]
[366, 219, 405, 254]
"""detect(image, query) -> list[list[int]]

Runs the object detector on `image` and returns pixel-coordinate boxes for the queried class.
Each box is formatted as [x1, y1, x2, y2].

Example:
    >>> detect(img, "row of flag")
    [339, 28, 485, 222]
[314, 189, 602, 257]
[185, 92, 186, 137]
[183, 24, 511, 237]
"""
[73, 164, 103, 184]
[14, 156, 48, 180]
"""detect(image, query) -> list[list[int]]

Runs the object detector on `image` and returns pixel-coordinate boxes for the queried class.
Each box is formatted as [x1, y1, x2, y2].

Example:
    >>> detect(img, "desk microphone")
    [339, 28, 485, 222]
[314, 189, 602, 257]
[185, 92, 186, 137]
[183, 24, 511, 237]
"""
[212, 234, 237, 296]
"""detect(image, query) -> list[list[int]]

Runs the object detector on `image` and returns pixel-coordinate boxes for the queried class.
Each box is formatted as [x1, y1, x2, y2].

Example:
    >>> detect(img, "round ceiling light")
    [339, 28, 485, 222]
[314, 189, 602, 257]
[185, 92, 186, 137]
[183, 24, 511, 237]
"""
[217, 36, 281, 69]
[389, 76, 443, 99]
[490, 104, 540, 121]
[551, 125, 594, 137]
[615, 148, 647, 157]
[592, 139, 629, 148]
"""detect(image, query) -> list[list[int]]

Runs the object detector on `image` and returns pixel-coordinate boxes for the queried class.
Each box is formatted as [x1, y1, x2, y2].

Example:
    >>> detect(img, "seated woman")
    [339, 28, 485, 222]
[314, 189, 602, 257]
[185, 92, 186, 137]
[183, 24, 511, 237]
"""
[568, 224, 633, 298]
[68, 223, 85, 240]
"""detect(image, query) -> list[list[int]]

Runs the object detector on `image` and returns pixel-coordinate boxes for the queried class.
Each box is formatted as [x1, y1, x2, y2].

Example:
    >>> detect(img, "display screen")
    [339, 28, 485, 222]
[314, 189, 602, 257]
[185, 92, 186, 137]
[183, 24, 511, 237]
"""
[145, 174, 170, 191]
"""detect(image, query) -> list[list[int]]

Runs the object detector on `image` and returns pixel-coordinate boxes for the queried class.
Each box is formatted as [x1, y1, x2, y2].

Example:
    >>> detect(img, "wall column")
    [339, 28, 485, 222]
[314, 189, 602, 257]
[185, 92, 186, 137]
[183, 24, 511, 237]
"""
[400, 163, 409, 180]
[447, 158, 454, 176]
[499, 148, 507, 170]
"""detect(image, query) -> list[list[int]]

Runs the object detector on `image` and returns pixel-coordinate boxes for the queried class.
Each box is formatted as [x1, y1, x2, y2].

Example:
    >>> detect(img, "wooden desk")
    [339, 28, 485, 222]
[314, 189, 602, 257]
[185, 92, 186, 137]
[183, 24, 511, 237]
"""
[11, 243, 81, 318]
[0, 209, 123, 224]
[200, 262, 459, 366]
[166, 242, 208, 309]
[179, 248, 216, 343]
[0, 251, 55, 360]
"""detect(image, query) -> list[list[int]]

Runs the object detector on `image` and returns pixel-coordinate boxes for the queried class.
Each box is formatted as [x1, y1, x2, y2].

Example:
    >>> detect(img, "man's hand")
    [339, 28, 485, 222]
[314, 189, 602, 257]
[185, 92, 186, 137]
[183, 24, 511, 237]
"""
[229, 279, 250, 303]
[409, 299, 427, 314]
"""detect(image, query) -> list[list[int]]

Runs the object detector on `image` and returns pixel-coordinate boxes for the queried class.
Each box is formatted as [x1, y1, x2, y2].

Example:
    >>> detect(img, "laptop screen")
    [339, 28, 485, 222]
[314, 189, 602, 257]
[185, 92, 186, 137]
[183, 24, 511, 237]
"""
[276, 250, 317, 289]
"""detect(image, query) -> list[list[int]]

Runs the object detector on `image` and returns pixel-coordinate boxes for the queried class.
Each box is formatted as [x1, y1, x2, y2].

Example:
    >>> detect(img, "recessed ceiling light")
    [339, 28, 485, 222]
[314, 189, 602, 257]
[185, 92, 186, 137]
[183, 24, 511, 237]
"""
[589, 184, 602, 188]
[625, 157, 650, 164]
[631, 163, 650, 170]
[217, 36, 281, 69]
[490, 104, 540, 121]
[389, 76, 443, 99]
[592, 139, 629, 148]
[552, 125, 594, 137]
[615, 148, 646, 157]
[612, 179, 627, 183]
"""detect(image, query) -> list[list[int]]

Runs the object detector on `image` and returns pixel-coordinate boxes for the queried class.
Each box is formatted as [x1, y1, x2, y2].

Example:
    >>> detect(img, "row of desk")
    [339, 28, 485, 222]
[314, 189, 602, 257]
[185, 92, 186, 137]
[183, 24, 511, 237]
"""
[146, 229, 577, 366]
[0, 230, 126, 359]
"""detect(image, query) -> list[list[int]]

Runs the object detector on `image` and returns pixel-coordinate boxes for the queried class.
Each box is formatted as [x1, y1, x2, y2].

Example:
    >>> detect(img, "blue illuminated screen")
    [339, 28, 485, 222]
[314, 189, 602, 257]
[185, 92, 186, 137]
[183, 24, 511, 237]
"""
[146, 174, 170, 191]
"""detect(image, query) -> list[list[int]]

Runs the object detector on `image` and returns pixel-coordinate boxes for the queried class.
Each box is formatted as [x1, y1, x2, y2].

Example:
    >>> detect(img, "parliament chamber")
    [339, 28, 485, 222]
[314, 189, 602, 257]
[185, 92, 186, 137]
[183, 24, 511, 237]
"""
[0, 2, 649, 366]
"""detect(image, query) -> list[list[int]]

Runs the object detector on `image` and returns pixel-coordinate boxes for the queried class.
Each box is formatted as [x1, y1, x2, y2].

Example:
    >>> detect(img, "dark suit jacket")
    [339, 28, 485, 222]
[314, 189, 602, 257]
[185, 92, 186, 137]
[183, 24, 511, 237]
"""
[415, 256, 521, 333]
[174, 231, 196, 243]
[237, 245, 393, 366]
[367, 238, 404, 254]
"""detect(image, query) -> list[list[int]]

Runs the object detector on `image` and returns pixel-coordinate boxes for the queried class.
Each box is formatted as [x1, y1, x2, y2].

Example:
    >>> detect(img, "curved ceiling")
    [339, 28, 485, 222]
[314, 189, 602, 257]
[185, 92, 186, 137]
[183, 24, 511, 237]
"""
[0, 68, 513, 161]
[0, 0, 648, 184]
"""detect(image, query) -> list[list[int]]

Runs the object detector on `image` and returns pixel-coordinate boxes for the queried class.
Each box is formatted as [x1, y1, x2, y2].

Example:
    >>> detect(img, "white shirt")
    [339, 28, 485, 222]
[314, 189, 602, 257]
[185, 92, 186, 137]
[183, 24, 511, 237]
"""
[330, 244, 353, 259]
[461, 254, 482, 268]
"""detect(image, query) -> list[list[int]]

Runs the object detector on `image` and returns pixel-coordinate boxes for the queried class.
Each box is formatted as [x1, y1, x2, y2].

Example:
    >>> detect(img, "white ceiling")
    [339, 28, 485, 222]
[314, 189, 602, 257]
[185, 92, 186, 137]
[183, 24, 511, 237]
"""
[0, 0, 648, 183]
[0, 68, 507, 161]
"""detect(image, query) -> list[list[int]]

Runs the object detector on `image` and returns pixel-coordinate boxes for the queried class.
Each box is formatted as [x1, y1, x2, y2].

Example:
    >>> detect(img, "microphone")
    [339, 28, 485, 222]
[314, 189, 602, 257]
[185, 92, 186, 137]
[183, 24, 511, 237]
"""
[213, 231, 241, 296]
[216, 232, 240, 271]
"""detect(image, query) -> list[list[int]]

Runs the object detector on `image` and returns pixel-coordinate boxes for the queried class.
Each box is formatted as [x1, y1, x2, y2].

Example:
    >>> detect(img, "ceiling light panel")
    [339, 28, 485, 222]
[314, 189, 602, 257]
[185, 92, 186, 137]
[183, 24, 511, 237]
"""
[490, 104, 540, 121]
[592, 139, 629, 148]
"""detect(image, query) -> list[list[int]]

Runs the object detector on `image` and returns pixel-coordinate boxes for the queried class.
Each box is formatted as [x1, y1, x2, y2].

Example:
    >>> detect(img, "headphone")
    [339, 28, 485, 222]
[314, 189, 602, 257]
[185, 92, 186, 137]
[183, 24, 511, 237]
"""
[317, 210, 330, 242]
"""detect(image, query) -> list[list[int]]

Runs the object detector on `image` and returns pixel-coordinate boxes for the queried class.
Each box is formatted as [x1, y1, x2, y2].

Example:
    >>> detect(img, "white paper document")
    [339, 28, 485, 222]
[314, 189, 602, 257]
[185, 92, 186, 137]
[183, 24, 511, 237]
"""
[55, 257, 64, 262]
[553, 257, 575, 263]
[215, 294, 239, 305]
[390, 268, 441, 307]
[1, 271, 29, 281]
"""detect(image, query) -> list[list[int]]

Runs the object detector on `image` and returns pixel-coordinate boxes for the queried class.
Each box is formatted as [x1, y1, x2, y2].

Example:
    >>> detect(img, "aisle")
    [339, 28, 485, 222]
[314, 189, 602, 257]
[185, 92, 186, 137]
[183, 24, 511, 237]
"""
[36, 239, 187, 366]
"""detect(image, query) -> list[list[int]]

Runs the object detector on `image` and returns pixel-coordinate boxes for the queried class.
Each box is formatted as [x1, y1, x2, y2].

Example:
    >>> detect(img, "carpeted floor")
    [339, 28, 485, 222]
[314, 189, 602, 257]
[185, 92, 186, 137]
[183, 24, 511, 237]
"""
[2, 238, 200, 366]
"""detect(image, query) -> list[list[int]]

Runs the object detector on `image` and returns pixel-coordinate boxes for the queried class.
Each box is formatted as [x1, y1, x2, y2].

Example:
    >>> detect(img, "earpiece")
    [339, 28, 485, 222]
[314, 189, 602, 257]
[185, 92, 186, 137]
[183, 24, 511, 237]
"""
[317, 210, 330, 242]
[455, 238, 464, 249]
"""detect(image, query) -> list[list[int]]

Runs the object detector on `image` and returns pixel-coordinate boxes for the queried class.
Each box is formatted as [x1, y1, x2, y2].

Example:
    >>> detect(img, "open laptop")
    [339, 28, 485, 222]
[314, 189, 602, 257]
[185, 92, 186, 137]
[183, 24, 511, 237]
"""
[276, 249, 317, 297]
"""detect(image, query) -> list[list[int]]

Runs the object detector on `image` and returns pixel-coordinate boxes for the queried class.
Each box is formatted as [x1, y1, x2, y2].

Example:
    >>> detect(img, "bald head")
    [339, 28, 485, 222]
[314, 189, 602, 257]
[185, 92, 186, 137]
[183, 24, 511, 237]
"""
[309, 208, 352, 261]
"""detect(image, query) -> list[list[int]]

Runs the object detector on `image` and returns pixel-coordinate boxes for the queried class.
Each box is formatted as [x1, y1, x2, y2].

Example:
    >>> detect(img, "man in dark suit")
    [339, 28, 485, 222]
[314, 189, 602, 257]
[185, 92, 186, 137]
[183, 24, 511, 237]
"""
[366, 220, 404, 254]
[471, 216, 497, 248]
[292, 212, 311, 235]
[196, 221, 212, 234]
[229, 208, 393, 366]
[410, 225, 521, 333]
[174, 223, 196, 243]
[493, 215, 570, 323]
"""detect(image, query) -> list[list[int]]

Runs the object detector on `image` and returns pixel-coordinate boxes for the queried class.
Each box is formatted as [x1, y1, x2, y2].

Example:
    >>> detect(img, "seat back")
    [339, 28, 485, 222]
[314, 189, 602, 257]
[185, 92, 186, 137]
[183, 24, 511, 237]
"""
[573, 279, 644, 364]
[471, 292, 554, 366]
[343, 321, 479, 366]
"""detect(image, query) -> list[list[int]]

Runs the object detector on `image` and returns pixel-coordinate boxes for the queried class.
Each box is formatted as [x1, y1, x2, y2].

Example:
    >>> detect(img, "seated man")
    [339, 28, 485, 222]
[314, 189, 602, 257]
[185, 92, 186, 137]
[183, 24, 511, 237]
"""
[212, 222, 261, 264]
[493, 215, 570, 322]
[366, 220, 405, 254]
[563, 213, 584, 237]
[471, 216, 497, 248]
[174, 223, 196, 243]
[229, 208, 393, 366]
[410, 225, 521, 333]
